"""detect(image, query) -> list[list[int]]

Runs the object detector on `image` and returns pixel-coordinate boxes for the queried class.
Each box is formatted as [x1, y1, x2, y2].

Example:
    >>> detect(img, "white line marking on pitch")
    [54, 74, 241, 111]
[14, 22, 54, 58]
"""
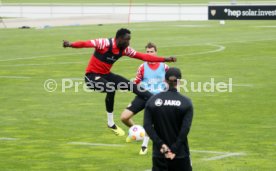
[0, 61, 84, 67]
[253, 26, 276, 28]
[1, 37, 275, 63]
[120, 44, 225, 62]
[191, 150, 226, 154]
[185, 44, 225, 56]
[68, 142, 125, 147]
[0, 52, 89, 62]
[0, 43, 224, 63]
[0, 137, 18, 141]
[204, 152, 246, 161]
[174, 25, 212, 28]
[144, 150, 245, 171]
[67, 143, 245, 161]
[0, 76, 31, 79]
[191, 150, 246, 161]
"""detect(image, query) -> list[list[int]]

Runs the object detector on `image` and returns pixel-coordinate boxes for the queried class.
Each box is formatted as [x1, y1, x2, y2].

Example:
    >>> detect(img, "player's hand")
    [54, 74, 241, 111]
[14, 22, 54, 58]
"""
[63, 40, 71, 48]
[165, 151, 176, 160]
[164, 56, 177, 62]
[160, 144, 170, 154]
[160, 144, 175, 160]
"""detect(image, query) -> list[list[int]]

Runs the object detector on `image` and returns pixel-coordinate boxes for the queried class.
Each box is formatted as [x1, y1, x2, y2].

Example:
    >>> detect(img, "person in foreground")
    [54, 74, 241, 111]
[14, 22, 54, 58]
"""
[121, 42, 169, 155]
[143, 67, 193, 171]
[63, 28, 176, 137]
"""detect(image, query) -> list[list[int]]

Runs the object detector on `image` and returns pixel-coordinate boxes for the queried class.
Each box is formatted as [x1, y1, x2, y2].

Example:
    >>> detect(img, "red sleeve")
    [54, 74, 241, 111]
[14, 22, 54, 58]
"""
[71, 40, 95, 48]
[132, 52, 165, 62]
[134, 64, 144, 84]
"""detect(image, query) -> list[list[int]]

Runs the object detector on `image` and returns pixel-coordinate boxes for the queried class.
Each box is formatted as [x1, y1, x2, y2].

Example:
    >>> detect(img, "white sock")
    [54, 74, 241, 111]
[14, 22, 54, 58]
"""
[107, 112, 115, 127]
[142, 136, 150, 148]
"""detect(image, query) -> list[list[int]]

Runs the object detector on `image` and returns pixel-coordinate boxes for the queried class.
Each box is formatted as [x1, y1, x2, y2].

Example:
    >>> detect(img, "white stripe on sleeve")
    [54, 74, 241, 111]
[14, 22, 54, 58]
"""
[125, 47, 137, 57]
[94, 38, 110, 50]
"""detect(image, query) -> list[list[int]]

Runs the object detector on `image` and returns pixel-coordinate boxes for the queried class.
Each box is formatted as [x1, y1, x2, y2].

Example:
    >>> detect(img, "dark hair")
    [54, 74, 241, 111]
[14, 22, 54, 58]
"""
[165, 67, 182, 88]
[145, 42, 157, 52]
[116, 28, 131, 38]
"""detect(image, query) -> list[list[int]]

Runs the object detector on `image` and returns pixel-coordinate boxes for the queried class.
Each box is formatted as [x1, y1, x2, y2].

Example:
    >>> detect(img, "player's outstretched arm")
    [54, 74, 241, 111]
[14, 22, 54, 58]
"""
[131, 51, 177, 63]
[62, 40, 95, 48]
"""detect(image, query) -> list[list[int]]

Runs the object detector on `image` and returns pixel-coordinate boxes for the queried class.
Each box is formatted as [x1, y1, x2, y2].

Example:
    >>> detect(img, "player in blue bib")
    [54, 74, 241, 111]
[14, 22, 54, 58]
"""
[120, 42, 169, 155]
[140, 62, 166, 95]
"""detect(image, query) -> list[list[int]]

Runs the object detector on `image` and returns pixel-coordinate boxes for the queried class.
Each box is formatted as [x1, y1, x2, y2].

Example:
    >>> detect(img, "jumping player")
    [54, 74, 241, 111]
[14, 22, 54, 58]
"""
[63, 28, 176, 137]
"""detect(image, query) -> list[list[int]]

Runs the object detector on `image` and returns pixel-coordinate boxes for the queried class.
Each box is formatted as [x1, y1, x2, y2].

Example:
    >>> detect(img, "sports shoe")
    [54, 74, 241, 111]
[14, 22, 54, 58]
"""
[139, 146, 148, 155]
[126, 136, 132, 143]
[108, 124, 125, 136]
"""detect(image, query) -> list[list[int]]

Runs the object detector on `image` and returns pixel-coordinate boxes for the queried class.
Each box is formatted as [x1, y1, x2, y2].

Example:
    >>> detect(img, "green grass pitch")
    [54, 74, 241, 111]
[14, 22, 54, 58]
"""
[0, 20, 275, 171]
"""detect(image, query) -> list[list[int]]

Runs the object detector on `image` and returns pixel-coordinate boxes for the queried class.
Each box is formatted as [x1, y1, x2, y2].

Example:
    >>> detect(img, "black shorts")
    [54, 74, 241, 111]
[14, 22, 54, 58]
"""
[85, 72, 152, 100]
[152, 156, 192, 171]
[84, 72, 131, 93]
[126, 96, 147, 114]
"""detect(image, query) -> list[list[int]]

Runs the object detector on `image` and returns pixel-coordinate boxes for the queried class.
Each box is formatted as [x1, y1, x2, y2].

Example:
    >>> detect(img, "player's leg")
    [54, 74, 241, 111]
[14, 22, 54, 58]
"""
[127, 97, 149, 155]
[121, 96, 144, 143]
[120, 109, 135, 127]
[106, 91, 125, 136]
[127, 97, 150, 155]
[140, 134, 150, 155]
[105, 91, 115, 126]
[120, 96, 145, 127]
[107, 72, 153, 100]
[121, 96, 150, 155]
[85, 73, 125, 136]
[121, 109, 135, 142]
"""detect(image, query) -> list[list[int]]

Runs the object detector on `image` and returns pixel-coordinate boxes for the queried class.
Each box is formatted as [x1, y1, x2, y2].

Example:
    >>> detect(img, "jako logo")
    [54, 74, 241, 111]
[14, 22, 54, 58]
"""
[164, 100, 181, 106]
[155, 98, 163, 106]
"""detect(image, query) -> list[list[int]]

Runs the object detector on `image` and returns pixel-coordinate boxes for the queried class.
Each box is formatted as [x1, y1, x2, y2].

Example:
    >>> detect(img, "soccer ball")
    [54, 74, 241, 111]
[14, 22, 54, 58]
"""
[128, 125, 146, 141]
